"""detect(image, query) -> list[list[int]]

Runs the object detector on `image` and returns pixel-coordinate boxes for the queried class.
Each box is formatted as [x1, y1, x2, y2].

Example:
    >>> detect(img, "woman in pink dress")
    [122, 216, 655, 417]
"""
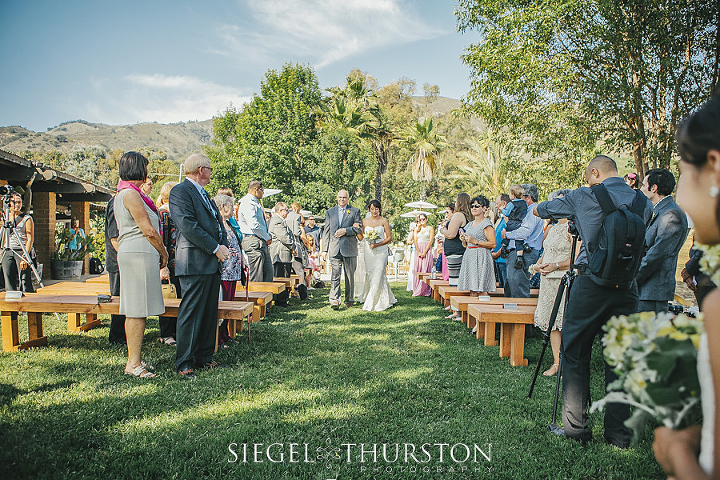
[412, 214, 435, 296]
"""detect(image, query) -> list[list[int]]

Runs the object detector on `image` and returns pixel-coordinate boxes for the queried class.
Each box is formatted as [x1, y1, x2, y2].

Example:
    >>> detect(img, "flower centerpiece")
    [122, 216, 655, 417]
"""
[364, 226, 379, 244]
[590, 311, 704, 443]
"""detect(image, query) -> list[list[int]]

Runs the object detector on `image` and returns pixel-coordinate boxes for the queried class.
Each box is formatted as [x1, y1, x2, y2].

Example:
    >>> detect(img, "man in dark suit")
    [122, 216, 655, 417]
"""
[321, 189, 362, 309]
[169, 154, 229, 378]
[105, 196, 126, 345]
[637, 168, 689, 313]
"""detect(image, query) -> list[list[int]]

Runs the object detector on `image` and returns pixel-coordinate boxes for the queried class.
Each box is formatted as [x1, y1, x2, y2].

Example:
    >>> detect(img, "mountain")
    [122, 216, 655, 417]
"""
[0, 119, 214, 163]
[0, 96, 465, 162]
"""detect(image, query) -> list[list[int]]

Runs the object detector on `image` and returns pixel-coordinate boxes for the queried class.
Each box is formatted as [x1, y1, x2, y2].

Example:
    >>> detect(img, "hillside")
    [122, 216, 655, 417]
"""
[0, 119, 214, 163]
[0, 96, 466, 162]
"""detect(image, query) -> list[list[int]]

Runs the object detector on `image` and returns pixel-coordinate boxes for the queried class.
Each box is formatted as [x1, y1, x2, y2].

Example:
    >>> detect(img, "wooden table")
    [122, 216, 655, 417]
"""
[450, 296, 538, 326]
[85, 275, 110, 284]
[466, 303, 536, 366]
[1, 292, 253, 352]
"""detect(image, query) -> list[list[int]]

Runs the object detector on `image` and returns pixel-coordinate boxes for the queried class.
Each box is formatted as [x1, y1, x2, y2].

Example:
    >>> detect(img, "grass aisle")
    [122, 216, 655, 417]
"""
[0, 284, 663, 479]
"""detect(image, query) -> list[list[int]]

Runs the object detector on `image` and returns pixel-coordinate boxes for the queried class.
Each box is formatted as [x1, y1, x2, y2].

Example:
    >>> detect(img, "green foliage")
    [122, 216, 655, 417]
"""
[456, 0, 719, 176]
[51, 223, 96, 261]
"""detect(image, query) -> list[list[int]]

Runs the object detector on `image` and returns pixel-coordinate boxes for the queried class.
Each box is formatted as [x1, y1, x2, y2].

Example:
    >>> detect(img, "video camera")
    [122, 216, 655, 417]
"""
[0, 185, 15, 196]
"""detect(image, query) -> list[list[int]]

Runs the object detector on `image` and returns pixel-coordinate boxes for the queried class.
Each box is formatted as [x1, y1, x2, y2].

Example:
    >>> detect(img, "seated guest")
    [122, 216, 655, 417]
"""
[2, 192, 35, 293]
[215, 194, 244, 347]
[157, 181, 180, 346]
[531, 189, 574, 376]
[115, 151, 168, 378]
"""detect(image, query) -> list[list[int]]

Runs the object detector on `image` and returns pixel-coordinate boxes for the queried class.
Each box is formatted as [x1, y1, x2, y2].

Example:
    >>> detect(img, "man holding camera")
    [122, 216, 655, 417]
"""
[535, 155, 652, 448]
[502, 184, 543, 298]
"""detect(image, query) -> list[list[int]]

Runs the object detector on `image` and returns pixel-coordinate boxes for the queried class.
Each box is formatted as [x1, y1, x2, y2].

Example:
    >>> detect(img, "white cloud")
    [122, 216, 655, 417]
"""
[216, 0, 444, 69]
[86, 74, 251, 125]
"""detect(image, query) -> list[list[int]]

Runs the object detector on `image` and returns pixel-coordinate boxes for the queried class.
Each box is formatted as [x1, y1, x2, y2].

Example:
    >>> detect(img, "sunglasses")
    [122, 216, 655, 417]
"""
[470, 204, 482, 208]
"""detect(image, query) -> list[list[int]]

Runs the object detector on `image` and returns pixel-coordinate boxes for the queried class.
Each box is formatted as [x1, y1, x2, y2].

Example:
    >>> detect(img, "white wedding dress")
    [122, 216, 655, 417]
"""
[699, 333, 714, 474]
[360, 226, 397, 312]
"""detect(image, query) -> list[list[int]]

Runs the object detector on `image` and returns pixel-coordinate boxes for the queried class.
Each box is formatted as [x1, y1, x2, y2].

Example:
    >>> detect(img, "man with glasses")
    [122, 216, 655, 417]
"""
[238, 179, 273, 283]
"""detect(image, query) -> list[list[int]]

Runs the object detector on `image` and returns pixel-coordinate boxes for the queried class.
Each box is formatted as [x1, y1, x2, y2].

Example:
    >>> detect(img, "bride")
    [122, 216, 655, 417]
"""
[358, 200, 397, 312]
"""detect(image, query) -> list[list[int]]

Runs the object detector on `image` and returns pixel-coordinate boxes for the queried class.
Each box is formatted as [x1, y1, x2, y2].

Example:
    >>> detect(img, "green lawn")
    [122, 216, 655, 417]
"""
[0, 284, 664, 479]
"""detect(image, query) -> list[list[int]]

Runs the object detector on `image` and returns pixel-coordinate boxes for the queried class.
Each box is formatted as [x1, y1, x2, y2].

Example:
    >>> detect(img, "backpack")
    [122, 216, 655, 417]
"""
[587, 184, 647, 290]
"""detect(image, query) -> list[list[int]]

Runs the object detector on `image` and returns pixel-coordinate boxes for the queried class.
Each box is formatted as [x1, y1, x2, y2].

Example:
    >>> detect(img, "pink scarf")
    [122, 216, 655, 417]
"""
[116, 180, 158, 215]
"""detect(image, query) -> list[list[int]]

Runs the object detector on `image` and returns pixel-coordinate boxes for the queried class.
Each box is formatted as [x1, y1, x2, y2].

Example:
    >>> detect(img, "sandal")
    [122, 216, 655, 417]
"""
[125, 365, 156, 378]
[141, 361, 154, 371]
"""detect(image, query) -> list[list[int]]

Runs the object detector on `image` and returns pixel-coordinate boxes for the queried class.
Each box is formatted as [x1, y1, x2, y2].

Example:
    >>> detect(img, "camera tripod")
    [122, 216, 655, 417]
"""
[527, 221, 579, 430]
[1, 195, 45, 293]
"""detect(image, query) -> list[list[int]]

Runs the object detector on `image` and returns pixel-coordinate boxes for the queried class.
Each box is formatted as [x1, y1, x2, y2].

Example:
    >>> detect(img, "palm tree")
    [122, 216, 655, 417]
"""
[448, 134, 511, 199]
[400, 117, 448, 198]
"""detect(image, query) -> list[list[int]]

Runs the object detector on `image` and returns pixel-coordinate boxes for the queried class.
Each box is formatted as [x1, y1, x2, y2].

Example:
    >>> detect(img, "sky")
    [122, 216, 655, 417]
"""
[0, 0, 478, 132]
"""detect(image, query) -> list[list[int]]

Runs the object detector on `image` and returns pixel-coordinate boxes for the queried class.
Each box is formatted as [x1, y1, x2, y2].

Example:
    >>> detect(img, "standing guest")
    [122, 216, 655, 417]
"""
[653, 96, 720, 478]
[216, 187, 242, 243]
[440, 193, 472, 319]
[405, 221, 417, 292]
[304, 215, 321, 253]
[499, 185, 528, 268]
[115, 151, 168, 379]
[440, 204, 453, 281]
[637, 168, 689, 313]
[492, 194, 510, 289]
[623, 172, 639, 189]
[156, 181, 180, 346]
[67, 218, 85, 252]
[215, 194, 244, 347]
[169, 154, 229, 379]
[287, 202, 310, 296]
[141, 178, 153, 196]
[321, 189, 362, 309]
[238, 180, 273, 282]
[502, 184, 543, 298]
[105, 195, 125, 345]
[1, 192, 35, 293]
[531, 189, 574, 377]
[682, 242, 716, 306]
[536, 155, 652, 448]
[457, 196, 496, 327]
[268, 202, 294, 307]
[412, 214, 435, 296]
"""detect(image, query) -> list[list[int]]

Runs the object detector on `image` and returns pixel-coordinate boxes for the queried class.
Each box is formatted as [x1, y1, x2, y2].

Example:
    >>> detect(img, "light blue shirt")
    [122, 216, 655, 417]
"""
[505, 202, 544, 250]
[238, 193, 271, 241]
[493, 217, 506, 264]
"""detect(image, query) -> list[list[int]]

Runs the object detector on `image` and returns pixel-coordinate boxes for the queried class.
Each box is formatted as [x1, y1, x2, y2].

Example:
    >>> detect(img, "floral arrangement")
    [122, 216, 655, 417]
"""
[364, 226, 379, 244]
[696, 242, 720, 286]
[590, 311, 704, 443]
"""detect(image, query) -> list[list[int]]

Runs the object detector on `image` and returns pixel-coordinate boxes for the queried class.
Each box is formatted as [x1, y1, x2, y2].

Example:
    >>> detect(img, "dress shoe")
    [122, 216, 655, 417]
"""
[345, 302, 354, 308]
[603, 435, 629, 449]
[548, 424, 588, 446]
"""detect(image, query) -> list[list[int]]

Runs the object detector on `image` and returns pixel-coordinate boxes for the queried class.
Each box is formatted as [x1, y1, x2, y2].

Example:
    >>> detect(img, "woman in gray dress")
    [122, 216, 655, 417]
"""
[115, 151, 168, 378]
[458, 196, 497, 293]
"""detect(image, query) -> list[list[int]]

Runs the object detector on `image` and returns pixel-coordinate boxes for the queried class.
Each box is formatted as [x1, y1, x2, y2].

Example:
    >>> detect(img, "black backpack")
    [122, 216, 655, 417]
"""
[587, 184, 647, 289]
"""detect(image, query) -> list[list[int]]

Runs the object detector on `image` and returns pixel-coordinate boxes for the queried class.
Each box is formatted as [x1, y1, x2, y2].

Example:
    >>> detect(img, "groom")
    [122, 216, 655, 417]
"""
[321, 189, 362, 309]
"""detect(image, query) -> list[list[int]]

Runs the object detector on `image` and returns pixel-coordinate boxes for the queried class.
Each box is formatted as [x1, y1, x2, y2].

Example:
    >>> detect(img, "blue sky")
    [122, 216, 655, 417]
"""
[0, 0, 477, 132]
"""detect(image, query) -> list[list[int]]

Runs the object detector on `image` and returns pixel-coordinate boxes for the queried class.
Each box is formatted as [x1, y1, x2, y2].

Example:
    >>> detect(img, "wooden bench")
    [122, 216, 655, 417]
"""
[234, 290, 273, 323]
[427, 279, 449, 301]
[1, 292, 253, 352]
[437, 285, 475, 307]
[466, 303, 536, 366]
[247, 282, 285, 295]
[85, 275, 110, 284]
[450, 296, 538, 326]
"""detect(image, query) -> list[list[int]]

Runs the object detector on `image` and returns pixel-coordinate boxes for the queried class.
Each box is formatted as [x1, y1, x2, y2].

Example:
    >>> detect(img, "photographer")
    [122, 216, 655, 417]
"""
[534, 155, 652, 448]
[1, 192, 35, 293]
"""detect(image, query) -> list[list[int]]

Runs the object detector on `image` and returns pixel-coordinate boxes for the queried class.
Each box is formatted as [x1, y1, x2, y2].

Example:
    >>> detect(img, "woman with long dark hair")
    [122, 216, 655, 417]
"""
[440, 193, 472, 319]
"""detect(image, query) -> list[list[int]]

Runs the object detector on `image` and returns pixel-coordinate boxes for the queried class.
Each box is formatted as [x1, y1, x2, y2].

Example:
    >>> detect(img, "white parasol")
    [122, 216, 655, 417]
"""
[400, 210, 431, 218]
[262, 188, 282, 198]
[404, 200, 437, 209]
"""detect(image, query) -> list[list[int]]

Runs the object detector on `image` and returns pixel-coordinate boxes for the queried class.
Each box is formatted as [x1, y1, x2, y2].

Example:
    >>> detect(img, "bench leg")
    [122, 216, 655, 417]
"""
[499, 324, 512, 358]
[252, 305, 261, 323]
[2, 312, 19, 352]
[78, 313, 102, 332]
[483, 322, 497, 346]
[28, 312, 43, 340]
[466, 312, 474, 329]
[475, 321, 485, 340]
[68, 312, 81, 331]
[510, 324, 529, 366]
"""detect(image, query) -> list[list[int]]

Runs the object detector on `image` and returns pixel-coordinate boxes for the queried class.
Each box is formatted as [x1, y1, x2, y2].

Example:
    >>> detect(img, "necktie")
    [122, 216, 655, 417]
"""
[200, 188, 212, 209]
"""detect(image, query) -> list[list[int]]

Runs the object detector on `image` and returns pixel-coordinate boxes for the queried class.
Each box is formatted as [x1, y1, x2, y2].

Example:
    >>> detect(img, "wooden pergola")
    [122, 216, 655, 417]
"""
[0, 148, 113, 277]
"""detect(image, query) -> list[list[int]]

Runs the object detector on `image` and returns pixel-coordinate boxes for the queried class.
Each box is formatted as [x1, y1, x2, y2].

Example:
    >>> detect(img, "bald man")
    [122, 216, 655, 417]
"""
[535, 155, 652, 448]
[321, 189, 362, 308]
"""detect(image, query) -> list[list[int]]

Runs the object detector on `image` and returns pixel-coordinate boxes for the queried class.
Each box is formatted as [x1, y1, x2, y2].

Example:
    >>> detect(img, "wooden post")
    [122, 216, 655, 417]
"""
[32, 191, 56, 279]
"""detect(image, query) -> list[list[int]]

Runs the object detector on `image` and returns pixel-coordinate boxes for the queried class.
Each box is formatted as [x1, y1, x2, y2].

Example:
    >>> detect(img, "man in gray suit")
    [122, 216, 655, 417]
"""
[637, 168, 689, 313]
[321, 189, 362, 309]
[268, 202, 294, 308]
[169, 154, 229, 378]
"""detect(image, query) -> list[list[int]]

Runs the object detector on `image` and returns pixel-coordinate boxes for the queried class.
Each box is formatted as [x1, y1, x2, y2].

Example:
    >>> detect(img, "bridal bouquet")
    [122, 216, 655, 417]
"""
[364, 226, 380, 244]
[590, 311, 704, 443]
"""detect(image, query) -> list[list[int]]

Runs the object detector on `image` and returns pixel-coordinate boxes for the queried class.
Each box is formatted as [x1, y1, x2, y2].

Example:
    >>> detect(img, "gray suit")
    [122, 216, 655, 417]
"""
[637, 196, 689, 312]
[322, 205, 362, 305]
[268, 215, 294, 264]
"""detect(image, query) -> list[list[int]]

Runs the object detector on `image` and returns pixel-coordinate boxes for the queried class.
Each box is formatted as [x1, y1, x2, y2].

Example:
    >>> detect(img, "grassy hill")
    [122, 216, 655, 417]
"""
[0, 97, 466, 163]
[0, 119, 214, 163]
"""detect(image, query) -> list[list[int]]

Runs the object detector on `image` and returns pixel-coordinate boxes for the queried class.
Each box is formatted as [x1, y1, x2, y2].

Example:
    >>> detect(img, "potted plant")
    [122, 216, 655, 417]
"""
[51, 224, 95, 279]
